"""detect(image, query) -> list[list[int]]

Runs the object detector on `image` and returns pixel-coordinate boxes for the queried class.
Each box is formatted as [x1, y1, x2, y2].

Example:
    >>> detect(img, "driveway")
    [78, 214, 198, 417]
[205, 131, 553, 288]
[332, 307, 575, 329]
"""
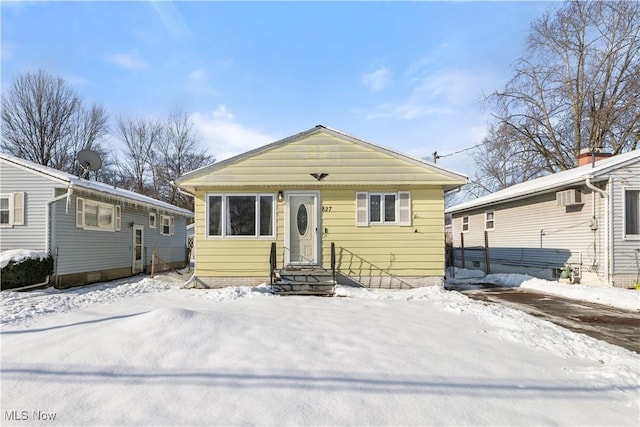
[445, 283, 640, 354]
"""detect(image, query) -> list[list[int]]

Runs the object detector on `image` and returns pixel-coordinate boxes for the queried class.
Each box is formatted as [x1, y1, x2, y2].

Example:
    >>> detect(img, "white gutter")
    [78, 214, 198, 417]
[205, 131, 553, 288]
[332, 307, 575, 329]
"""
[585, 176, 610, 285]
[585, 176, 607, 198]
[170, 180, 195, 199]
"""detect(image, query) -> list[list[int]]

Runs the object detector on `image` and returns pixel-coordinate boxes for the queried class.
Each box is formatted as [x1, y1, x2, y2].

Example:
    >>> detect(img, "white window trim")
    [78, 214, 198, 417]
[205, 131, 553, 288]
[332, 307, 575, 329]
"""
[622, 186, 640, 240]
[355, 191, 411, 227]
[462, 216, 469, 233]
[160, 214, 175, 236]
[485, 210, 495, 231]
[75, 197, 117, 232]
[149, 211, 157, 228]
[206, 193, 276, 239]
[0, 192, 25, 228]
[0, 193, 13, 228]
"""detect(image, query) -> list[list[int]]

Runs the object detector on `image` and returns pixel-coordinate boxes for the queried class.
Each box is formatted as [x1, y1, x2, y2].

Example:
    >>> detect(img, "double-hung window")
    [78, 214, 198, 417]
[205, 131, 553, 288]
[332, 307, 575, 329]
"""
[0, 192, 24, 227]
[207, 193, 275, 238]
[624, 188, 640, 239]
[485, 211, 495, 231]
[76, 197, 121, 231]
[161, 215, 175, 236]
[462, 216, 469, 232]
[356, 192, 411, 226]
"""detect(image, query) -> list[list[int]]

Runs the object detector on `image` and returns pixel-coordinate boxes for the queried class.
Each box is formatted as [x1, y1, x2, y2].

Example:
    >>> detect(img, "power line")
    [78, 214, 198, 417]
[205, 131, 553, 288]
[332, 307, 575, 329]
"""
[432, 143, 483, 163]
[438, 143, 483, 158]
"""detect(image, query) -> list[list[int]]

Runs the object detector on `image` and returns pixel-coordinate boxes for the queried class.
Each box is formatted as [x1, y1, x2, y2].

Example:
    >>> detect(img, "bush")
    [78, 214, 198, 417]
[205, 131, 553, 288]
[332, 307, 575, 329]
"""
[1, 256, 54, 290]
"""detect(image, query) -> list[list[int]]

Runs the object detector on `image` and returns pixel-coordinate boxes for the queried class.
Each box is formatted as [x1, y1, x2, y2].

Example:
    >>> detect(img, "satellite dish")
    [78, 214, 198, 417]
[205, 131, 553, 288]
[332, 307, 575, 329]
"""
[77, 149, 102, 178]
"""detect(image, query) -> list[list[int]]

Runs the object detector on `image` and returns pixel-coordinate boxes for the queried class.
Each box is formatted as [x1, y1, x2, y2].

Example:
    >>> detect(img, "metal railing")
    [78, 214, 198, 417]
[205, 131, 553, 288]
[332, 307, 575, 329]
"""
[269, 242, 277, 287]
[334, 246, 414, 289]
[269, 242, 410, 289]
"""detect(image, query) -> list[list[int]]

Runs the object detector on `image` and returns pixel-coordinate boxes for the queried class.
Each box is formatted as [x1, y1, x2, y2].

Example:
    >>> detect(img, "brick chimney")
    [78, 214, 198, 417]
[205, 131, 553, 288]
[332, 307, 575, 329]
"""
[578, 148, 612, 167]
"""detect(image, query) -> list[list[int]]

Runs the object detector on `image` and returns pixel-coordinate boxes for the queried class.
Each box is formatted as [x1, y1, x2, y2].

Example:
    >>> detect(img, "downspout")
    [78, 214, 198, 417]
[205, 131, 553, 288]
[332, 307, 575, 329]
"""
[585, 176, 609, 285]
[46, 183, 74, 287]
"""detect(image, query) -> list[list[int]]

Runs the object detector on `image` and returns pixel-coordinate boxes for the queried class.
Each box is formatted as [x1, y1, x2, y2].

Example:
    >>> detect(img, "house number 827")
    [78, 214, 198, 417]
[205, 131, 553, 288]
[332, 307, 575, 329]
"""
[322, 206, 332, 213]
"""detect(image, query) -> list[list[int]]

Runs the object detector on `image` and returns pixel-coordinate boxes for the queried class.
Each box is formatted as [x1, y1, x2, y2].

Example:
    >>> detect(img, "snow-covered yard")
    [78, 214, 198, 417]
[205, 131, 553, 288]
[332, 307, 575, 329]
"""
[1, 271, 638, 426]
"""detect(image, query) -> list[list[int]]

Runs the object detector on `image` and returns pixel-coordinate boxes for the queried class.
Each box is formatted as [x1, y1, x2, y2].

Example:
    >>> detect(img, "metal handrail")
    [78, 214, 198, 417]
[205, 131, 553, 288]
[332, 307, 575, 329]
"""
[269, 242, 276, 287]
[335, 246, 414, 289]
[331, 242, 336, 285]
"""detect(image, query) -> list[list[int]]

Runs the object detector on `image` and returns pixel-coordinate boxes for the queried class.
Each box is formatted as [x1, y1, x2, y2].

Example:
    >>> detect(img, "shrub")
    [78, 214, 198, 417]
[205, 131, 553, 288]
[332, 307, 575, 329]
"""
[1, 256, 54, 290]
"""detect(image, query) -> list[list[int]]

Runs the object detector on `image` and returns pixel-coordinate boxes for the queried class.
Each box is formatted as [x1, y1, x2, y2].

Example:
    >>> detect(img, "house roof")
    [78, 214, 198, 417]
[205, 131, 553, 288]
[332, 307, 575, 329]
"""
[176, 125, 468, 191]
[0, 152, 193, 217]
[446, 149, 640, 214]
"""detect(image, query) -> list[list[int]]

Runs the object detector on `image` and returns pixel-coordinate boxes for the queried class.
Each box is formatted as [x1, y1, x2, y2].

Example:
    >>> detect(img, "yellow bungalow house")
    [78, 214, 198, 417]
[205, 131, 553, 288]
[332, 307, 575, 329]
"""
[175, 125, 467, 291]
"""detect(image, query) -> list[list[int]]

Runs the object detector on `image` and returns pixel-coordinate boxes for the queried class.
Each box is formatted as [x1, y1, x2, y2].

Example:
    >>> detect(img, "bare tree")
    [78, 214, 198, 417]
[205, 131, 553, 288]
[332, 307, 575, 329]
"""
[483, 0, 639, 184]
[156, 111, 214, 210]
[114, 116, 163, 196]
[1, 70, 110, 173]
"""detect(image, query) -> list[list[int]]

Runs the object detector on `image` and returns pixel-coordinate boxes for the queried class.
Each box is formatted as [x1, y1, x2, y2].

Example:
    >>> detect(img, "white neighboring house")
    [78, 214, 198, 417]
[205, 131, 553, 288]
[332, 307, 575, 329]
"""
[0, 153, 193, 288]
[446, 149, 640, 288]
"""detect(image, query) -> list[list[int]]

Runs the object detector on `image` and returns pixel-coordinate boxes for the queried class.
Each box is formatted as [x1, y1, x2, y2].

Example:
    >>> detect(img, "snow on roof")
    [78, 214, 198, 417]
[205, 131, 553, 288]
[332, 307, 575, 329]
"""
[446, 149, 640, 213]
[0, 153, 192, 217]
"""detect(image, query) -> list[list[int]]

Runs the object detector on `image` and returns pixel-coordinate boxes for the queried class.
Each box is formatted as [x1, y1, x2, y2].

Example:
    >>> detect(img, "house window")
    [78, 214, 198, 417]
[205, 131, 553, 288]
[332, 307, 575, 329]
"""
[149, 211, 157, 228]
[207, 193, 275, 238]
[462, 216, 469, 232]
[356, 192, 411, 226]
[161, 215, 175, 236]
[485, 211, 495, 231]
[76, 197, 120, 231]
[624, 188, 640, 239]
[0, 192, 25, 227]
[0, 195, 10, 226]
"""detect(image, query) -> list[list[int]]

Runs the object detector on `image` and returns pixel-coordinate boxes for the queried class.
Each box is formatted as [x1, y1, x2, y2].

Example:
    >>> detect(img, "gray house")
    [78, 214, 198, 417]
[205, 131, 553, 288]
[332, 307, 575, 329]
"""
[446, 149, 640, 288]
[0, 153, 193, 288]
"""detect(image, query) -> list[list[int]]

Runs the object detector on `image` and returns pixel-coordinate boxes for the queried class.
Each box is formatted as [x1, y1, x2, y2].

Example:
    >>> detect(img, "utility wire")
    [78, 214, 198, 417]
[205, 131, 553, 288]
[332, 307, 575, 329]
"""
[438, 143, 483, 158]
[432, 143, 483, 163]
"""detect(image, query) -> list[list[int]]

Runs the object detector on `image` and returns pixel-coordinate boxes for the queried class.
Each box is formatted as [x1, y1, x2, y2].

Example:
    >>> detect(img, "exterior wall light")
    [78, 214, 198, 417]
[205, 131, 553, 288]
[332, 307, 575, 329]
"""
[277, 191, 284, 202]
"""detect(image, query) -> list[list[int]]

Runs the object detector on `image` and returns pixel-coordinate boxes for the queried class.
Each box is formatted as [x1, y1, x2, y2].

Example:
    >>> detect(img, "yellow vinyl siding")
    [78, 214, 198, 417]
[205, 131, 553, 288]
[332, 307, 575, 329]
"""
[183, 128, 464, 283]
[181, 133, 462, 187]
[192, 187, 445, 280]
[193, 187, 283, 278]
[320, 188, 445, 277]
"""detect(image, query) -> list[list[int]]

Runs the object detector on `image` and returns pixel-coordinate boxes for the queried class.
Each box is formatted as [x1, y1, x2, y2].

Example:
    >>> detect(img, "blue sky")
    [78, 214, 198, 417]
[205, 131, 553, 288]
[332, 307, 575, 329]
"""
[1, 1, 552, 176]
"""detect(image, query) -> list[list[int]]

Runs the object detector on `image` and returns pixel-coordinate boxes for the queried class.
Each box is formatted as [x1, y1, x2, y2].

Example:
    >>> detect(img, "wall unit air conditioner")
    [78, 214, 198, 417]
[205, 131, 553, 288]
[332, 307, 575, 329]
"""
[556, 189, 584, 206]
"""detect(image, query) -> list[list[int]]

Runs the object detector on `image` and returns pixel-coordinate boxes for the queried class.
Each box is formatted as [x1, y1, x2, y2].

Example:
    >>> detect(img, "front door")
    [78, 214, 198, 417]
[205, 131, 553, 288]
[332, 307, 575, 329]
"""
[287, 193, 318, 265]
[132, 225, 144, 274]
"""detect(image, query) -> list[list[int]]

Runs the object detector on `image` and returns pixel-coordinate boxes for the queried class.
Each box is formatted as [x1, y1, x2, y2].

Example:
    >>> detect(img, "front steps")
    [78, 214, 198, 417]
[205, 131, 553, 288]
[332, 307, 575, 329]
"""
[271, 267, 336, 296]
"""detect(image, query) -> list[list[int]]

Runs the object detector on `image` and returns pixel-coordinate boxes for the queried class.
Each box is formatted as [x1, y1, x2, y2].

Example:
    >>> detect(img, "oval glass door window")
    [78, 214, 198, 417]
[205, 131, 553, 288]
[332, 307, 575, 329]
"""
[297, 204, 308, 236]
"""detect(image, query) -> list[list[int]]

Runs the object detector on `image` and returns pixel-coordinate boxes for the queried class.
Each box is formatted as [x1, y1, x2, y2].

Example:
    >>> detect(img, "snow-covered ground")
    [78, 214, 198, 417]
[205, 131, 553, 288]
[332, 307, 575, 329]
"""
[448, 267, 640, 311]
[1, 271, 639, 426]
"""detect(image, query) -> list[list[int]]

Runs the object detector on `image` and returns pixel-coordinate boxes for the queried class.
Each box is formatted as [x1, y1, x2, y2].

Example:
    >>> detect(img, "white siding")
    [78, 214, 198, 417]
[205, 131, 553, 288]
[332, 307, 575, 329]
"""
[451, 188, 604, 277]
[610, 160, 640, 287]
[0, 161, 55, 252]
[53, 191, 188, 276]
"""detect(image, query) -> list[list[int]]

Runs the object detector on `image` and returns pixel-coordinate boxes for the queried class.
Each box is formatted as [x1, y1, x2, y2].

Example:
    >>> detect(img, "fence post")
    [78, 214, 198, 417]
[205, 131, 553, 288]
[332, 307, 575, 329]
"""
[151, 245, 156, 278]
[484, 231, 491, 274]
[460, 233, 466, 268]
